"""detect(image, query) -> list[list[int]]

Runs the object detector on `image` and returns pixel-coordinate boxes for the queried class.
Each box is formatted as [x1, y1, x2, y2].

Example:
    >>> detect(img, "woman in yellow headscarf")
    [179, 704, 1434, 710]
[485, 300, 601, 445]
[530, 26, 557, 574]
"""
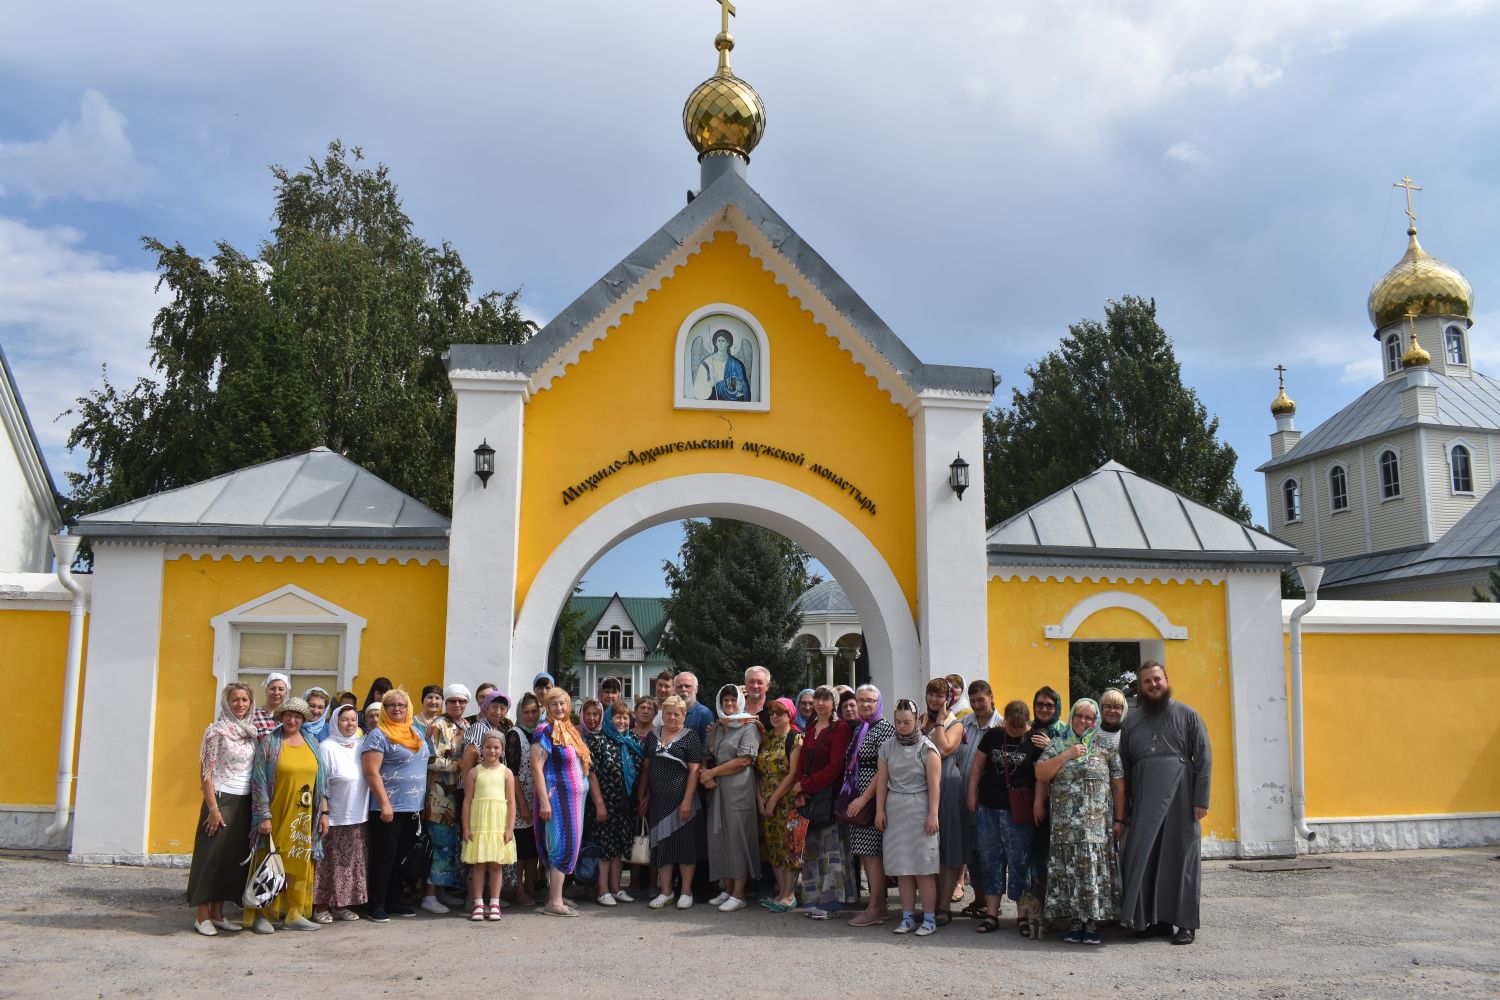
[360, 689, 431, 921]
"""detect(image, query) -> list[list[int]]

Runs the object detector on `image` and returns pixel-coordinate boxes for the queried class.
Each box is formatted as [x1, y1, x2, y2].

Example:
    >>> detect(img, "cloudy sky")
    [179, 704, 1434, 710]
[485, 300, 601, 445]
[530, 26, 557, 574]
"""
[2, 1, 1498, 595]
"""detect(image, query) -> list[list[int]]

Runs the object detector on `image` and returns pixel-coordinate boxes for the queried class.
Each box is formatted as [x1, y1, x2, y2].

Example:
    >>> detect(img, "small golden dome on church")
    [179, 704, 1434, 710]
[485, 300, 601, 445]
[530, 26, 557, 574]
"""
[683, 31, 766, 162]
[1367, 229, 1473, 330]
[1402, 337, 1432, 368]
[1270, 387, 1296, 416]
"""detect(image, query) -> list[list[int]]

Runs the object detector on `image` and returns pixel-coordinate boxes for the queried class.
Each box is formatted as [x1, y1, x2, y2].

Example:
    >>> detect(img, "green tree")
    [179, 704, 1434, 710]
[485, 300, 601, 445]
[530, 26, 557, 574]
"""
[1067, 642, 1138, 704]
[65, 141, 534, 522]
[658, 519, 820, 698]
[983, 296, 1251, 528]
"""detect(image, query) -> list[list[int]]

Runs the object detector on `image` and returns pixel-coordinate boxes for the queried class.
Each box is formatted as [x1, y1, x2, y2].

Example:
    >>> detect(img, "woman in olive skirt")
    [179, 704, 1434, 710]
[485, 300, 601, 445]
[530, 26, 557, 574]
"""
[187, 682, 258, 936]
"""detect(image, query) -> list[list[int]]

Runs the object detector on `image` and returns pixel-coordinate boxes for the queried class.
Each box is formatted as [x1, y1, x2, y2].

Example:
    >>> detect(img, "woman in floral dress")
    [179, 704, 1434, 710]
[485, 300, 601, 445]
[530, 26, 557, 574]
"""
[1034, 698, 1125, 945]
[756, 697, 803, 910]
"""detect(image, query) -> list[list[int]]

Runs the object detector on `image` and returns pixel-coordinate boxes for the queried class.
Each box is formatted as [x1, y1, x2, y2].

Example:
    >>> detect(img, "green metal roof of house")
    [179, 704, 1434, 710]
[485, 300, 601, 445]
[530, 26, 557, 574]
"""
[570, 594, 672, 652]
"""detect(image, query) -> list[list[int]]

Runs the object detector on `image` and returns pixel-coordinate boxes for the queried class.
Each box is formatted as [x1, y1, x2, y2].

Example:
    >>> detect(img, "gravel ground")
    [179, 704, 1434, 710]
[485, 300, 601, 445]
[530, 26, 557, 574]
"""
[1, 848, 1497, 998]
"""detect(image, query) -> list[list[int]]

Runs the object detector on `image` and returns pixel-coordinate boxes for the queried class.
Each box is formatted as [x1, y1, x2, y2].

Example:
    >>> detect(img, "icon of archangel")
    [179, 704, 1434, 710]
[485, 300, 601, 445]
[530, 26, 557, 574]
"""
[688, 319, 757, 403]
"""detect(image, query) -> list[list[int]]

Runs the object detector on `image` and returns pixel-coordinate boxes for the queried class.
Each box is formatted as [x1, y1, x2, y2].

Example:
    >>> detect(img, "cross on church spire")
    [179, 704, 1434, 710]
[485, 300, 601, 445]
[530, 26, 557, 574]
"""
[711, 0, 738, 75]
[1394, 175, 1422, 233]
[715, 0, 736, 35]
[1274, 364, 1287, 391]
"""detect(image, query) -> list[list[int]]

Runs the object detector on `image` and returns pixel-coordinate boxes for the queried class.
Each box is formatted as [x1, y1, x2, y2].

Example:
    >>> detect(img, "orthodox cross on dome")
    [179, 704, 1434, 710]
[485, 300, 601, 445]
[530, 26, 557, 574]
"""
[1394, 175, 1422, 232]
[714, 0, 736, 34]
[1274, 364, 1288, 391]
[710, 0, 738, 74]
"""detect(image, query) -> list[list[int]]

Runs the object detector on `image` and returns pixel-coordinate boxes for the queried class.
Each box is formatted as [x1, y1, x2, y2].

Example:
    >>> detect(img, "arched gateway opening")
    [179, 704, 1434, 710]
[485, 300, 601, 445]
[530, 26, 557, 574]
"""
[513, 474, 920, 699]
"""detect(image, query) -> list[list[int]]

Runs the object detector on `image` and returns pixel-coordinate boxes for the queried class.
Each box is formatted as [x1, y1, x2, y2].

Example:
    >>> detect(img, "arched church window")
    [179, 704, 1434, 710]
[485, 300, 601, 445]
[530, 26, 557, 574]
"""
[1379, 450, 1401, 499]
[1282, 478, 1300, 523]
[1450, 445, 1473, 494]
[1445, 326, 1467, 366]
[1328, 465, 1349, 512]
[1384, 333, 1402, 374]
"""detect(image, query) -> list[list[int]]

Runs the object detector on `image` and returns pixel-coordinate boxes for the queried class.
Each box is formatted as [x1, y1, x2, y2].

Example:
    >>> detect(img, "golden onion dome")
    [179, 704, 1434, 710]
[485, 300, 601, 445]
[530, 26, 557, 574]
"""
[683, 31, 766, 162]
[1402, 337, 1432, 368]
[1270, 387, 1296, 416]
[1367, 228, 1474, 329]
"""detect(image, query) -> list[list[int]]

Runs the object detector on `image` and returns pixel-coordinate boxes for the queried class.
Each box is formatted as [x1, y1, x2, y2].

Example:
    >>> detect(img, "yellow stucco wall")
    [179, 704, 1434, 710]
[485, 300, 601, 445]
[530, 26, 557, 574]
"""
[147, 554, 448, 853]
[1298, 632, 1500, 818]
[517, 231, 918, 616]
[987, 575, 1238, 842]
[0, 607, 88, 806]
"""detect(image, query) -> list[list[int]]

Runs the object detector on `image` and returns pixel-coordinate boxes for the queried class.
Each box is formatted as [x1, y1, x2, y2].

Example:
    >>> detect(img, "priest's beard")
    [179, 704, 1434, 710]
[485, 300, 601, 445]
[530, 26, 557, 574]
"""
[1140, 686, 1174, 713]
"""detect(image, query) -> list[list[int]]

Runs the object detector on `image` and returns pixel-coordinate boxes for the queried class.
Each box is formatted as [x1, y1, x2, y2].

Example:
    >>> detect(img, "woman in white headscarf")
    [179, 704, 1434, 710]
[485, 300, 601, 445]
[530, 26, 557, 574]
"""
[312, 704, 370, 922]
[252, 672, 291, 737]
[187, 682, 258, 936]
[700, 684, 763, 913]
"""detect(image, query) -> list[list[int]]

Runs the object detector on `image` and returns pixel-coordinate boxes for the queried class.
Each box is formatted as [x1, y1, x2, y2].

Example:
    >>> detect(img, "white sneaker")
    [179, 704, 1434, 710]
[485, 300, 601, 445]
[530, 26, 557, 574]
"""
[251, 916, 276, 935]
[194, 919, 218, 937]
[419, 897, 450, 915]
[708, 891, 730, 906]
[597, 893, 617, 907]
[332, 908, 360, 921]
[284, 914, 320, 931]
[718, 897, 746, 912]
[211, 918, 241, 932]
[648, 893, 673, 910]
[614, 889, 635, 903]
[675, 894, 694, 910]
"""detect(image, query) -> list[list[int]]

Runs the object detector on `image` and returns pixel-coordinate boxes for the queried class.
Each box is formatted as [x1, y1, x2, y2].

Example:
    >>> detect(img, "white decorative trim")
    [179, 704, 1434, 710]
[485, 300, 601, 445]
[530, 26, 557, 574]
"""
[449, 370, 531, 401]
[1301, 813, 1500, 854]
[990, 567, 1228, 585]
[165, 547, 447, 565]
[0, 360, 62, 531]
[1326, 460, 1350, 514]
[209, 584, 367, 694]
[1044, 591, 1189, 640]
[512, 473, 921, 704]
[907, 388, 994, 409]
[1280, 475, 1301, 525]
[672, 302, 771, 412]
[1281, 598, 1500, 633]
[1443, 437, 1476, 495]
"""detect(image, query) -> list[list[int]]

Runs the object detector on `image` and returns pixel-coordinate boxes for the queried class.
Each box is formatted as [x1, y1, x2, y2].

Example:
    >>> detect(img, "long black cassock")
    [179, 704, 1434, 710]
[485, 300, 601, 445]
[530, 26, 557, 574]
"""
[1118, 699, 1211, 931]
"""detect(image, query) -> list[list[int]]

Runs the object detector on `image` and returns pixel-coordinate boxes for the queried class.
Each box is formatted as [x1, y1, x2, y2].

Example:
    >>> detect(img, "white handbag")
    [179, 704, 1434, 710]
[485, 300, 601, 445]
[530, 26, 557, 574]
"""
[628, 817, 651, 866]
[241, 833, 287, 909]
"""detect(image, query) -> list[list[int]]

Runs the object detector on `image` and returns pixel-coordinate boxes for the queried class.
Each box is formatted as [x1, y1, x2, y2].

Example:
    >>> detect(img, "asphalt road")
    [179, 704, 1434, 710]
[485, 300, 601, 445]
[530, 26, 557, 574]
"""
[0, 849, 1496, 998]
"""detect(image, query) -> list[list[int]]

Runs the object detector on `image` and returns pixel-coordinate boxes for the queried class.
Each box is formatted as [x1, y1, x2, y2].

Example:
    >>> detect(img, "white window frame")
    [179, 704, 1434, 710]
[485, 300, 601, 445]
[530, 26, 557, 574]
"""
[210, 584, 367, 693]
[1378, 448, 1402, 501]
[1446, 439, 1475, 495]
[1282, 477, 1301, 524]
[1327, 463, 1349, 514]
[1384, 333, 1402, 375]
[1444, 325, 1467, 366]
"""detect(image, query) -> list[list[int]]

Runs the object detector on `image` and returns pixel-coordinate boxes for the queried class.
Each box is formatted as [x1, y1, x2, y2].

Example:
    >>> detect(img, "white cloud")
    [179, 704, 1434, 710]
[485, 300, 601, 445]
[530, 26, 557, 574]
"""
[0, 218, 160, 476]
[0, 90, 153, 205]
[1165, 141, 1210, 167]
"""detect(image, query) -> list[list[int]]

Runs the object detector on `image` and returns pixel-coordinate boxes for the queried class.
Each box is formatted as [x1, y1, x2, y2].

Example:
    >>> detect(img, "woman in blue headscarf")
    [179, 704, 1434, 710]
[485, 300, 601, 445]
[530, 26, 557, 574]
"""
[1033, 698, 1124, 945]
[583, 698, 636, 905]
[795, 688, 816, 731]
[300, 688, 332, 743]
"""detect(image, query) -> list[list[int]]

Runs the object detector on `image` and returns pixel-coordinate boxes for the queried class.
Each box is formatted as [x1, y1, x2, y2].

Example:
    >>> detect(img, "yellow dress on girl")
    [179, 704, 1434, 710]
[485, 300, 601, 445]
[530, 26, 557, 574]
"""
[461, 763, 517, 865]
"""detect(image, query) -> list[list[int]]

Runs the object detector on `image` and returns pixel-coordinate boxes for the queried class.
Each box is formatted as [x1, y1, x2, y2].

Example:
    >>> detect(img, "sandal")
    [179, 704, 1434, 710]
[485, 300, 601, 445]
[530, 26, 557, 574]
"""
[976, 915, 1001, 933]
[469, 903, 485, 922]
[934, 911, 951, 927]
[960, 900, 987, 919]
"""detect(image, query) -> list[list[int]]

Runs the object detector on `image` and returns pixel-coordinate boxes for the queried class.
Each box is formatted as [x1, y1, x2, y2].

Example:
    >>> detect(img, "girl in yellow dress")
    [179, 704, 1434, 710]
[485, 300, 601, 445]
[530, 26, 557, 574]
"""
[247, 696, 327, 933]
[462, 731, 517, 921]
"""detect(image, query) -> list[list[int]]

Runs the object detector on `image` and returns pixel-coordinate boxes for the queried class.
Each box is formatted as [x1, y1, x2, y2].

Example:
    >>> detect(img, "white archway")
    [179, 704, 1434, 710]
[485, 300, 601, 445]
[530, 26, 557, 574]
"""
[1043, 591, 1189, 641]
[512, 474, 921, 700]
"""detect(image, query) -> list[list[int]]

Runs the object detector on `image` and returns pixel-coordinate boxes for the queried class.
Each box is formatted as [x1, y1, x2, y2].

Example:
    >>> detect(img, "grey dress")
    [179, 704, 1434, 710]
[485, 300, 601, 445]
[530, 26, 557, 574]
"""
[705, 721, 763, 881]
[927, 717, 968, 867]
[878, 736, 940, 877]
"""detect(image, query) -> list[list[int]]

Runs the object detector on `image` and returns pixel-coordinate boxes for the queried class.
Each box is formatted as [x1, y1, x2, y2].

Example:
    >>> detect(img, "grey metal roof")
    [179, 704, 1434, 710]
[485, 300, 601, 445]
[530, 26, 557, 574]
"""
[797, 579, 855, 615]
[445, 170, 996, 397]
[76, 447, 449, 543]
[987, 460, 1300, 567]
[1321, 485, 1500, 589]
[1258, 370, 1500, 472]
[0, 340, 62, 524]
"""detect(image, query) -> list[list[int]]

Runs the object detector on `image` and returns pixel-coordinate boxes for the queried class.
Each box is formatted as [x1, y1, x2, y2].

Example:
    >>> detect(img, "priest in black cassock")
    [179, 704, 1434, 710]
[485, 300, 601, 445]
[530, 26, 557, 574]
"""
[1118, 661, 1210, 945]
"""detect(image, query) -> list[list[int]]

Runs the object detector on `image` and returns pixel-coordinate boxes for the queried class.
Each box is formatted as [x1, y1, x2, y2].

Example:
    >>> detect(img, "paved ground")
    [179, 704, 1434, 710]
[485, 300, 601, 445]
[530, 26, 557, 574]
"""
[0, 849, 1496, 998]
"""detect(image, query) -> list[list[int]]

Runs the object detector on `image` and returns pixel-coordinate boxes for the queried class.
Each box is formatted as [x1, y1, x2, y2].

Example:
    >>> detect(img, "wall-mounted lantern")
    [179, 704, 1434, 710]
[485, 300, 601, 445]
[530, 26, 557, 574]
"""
[949, 453, 970, 501]
[474, 439, 496, 489]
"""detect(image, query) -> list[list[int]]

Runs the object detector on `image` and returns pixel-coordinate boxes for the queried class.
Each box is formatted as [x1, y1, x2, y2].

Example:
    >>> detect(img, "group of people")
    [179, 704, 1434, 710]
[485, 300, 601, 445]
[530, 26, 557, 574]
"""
[186, 661, 1210, 946]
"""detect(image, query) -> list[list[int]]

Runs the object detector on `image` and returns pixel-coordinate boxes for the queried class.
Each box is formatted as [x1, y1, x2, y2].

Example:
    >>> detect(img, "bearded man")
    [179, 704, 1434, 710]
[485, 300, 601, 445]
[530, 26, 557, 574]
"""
[1118, 661, 1211, 946]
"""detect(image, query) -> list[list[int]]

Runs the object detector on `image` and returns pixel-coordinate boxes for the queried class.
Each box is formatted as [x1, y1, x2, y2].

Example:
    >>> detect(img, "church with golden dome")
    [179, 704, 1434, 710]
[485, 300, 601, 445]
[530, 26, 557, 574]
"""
[1258, 179, 1500, 599]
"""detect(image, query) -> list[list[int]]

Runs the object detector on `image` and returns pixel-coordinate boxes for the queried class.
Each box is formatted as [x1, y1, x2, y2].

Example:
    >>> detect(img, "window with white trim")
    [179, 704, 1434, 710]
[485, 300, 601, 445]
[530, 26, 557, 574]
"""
[1445, 326, 1467, 366]
[1384, 333, 1402, 374]
[1328, 464, 1349, 513]
[210, 585, 366, 696]
[1450, 444, 1474, 493]
[1282, 478, 1300, 523]
[1379, 449, 1401, 499]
